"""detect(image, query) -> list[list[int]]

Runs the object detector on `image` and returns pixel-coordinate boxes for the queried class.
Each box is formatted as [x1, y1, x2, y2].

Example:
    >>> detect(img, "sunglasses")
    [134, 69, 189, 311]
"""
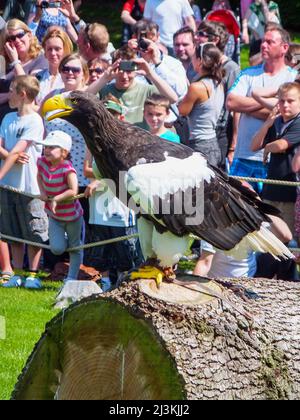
[197, 31, 216, 39]
[89, 67, 104, 75]
[61, 65, 82, 75]
[7, 31, 27, 42]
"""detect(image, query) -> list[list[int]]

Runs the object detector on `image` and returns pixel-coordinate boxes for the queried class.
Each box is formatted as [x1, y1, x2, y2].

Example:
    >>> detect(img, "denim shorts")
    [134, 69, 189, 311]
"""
[0, 189, 49, 244]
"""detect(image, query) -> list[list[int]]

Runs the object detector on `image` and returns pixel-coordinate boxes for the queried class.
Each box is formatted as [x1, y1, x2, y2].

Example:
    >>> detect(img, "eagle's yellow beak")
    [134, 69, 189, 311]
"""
[41, 94, 74, 121]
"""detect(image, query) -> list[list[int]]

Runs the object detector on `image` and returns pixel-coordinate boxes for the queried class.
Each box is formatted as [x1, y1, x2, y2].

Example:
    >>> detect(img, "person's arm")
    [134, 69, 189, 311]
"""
[268, 214, 293, 244]
[249, 107, 272, 121]
[0, 137, 8, 160]
[263, 139, 290, 164]
[121, 10, 137, 26]
[184, 15, 196, 33]
[134, 58, 178, 104]
[37, 172, 49, 202]
[193, 251, 214, 277]
[252, 88, 279, 111]
[226, 92, 263, 113]
[0, 140, 30, 181]
[51, 171, 78, 214]
[251, 106, 279, 152]
[178, 82, 209, 116]
[227, 112, 240, 166]
[4, 43, 26, 77]
[66, 19, 79, 43]
[292, 148, 300, 173]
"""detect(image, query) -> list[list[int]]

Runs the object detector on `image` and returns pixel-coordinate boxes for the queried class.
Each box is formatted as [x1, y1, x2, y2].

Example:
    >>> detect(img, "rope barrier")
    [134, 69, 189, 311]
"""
[0, 177, 299, 253]
[0, 232, 139, 253]
[0, 184, 86, 201]
[230, 176, 300, 187]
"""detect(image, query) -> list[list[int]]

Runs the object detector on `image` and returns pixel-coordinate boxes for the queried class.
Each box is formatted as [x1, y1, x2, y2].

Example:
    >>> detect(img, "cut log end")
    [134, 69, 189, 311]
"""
[11, 277, 300, 400]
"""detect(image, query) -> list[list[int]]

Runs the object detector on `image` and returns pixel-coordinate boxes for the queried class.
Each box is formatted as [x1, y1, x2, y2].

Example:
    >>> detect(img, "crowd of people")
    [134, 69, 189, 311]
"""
[0, 0, 299, 291]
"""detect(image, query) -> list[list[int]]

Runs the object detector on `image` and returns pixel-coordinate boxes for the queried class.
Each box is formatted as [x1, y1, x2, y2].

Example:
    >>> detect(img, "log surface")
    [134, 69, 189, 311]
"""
[12, 277, 300, 400]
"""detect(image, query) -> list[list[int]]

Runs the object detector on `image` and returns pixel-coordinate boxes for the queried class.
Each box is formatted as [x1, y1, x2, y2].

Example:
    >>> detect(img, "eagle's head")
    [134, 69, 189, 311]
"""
[42, 90, 112, 125]
[42, 91, 128, 156]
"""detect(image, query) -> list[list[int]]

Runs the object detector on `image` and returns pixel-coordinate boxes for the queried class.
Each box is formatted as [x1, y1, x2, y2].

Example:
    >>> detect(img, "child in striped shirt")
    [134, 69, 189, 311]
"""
[37, 131, 84, 282]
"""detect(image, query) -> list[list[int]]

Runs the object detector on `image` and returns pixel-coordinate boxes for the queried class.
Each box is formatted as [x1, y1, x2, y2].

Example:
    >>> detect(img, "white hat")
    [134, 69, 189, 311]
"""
[42, 131, 72, 152]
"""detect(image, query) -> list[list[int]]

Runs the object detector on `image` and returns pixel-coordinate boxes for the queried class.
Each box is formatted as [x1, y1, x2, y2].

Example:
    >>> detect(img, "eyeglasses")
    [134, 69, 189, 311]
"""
[197, 31, 216, 39]
[7, 31, 27, 42]
[61, 65, 82, 75]
[89, 67, 104, 75]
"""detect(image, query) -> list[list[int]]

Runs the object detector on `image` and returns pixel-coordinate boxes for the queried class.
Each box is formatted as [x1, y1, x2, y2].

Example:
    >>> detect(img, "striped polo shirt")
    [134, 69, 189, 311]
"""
[37, 157, 83, 222]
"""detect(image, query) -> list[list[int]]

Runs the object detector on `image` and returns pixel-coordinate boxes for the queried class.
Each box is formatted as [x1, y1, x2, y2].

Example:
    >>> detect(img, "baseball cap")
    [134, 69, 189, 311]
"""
[41, 131, 73, 152]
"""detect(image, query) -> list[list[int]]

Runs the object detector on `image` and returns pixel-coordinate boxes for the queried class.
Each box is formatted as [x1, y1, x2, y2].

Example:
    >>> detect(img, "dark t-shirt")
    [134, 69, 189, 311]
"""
[262, 113, 300, 203]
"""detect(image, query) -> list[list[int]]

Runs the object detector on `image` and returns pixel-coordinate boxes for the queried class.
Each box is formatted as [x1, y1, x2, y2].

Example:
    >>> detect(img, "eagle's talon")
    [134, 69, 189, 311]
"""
[129, 266, 166, 288]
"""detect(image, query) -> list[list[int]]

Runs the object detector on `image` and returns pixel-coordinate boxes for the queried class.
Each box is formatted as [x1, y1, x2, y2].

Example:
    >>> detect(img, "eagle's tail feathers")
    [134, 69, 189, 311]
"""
[224, 225, 294, 261]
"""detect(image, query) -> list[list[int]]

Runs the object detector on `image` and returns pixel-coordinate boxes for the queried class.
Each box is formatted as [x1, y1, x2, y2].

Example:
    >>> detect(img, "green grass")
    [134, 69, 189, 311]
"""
[0, 282, 61, 400]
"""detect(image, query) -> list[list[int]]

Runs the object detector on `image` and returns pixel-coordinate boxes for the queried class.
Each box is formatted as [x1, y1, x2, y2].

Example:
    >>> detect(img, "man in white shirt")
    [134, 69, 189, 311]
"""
[227, 27, 297, 193]
[144, 0, 196, 54]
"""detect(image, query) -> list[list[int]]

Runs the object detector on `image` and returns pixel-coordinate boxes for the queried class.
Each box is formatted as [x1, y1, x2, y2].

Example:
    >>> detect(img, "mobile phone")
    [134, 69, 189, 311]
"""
[119, 61, 138, 72]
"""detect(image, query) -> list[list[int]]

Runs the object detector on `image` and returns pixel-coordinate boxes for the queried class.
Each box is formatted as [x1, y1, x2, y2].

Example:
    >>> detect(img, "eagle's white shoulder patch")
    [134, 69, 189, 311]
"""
[124, 153, 215, 213]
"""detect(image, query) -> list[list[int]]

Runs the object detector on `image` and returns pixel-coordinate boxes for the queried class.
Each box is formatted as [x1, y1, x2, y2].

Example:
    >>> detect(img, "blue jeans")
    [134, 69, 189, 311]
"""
[49, 216, 83, 281]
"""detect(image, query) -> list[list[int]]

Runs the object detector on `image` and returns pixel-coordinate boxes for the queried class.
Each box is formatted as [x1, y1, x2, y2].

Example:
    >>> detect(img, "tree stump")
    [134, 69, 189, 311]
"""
[11, 276, 300, 400]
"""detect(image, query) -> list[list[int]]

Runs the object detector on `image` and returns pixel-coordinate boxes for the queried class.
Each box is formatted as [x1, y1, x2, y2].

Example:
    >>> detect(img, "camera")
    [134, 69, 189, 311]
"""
[138, 31, 150, 52]
[119, 61, 138, 72]
[38, 1, 61, 8]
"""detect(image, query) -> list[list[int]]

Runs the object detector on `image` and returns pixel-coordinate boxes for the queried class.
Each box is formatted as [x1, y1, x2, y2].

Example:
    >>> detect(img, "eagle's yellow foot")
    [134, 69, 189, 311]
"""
[129, 265, 176, 288]
[130, 266, 165, 287]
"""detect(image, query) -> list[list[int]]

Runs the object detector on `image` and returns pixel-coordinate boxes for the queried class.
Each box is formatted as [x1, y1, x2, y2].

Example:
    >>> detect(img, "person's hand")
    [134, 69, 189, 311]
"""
[4, 42, 19, 63]
[34, 0, 43, 22]
[39, 193, 49, 202]
[60, 0, 79, 21]
[263, 145, 270, 165]
[242, 29, 249, 45]
[103, 60, 121, 82]
[16, 152, 29, 165]
[127, 38, 138, 52]
[84, 181, 100, 198]
[132, 57, 152, 78]
[139, 39, 162, 66]
[50, 199, 58, 214]
[266, 104, 280, 127]
[227, 150, 235, 166]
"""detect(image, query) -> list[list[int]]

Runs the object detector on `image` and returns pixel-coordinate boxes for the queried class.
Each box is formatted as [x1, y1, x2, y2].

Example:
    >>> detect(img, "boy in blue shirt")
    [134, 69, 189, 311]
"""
[144, 94, 181, 143]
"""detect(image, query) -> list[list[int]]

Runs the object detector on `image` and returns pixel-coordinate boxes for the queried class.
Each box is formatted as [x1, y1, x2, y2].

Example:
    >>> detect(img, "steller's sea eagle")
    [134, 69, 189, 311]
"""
[42, 92, 293, 285]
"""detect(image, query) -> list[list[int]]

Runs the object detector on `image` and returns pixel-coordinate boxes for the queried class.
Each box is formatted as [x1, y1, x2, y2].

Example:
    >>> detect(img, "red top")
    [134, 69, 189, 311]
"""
[122, 0, 145, 14]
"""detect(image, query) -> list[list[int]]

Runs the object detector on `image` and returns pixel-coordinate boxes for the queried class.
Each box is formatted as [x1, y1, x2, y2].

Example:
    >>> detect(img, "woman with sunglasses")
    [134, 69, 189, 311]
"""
[0, 19, 48, 109]
[87, 58, 109, 85]
[35, 28, 73, 105]
[178, 43, 225, 168]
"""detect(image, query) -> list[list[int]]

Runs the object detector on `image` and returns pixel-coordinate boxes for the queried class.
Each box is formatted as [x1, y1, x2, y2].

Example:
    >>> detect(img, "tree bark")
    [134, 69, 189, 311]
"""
[11, 277, 300, 400]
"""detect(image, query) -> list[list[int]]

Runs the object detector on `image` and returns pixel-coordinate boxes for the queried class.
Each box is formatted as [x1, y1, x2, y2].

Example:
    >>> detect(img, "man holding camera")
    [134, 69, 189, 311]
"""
[93, 45, 178, 129]
[129, 20, 188, 100]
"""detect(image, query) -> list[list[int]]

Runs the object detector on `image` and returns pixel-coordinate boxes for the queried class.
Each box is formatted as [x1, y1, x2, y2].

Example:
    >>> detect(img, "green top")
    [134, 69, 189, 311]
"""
[100, 80, 158, 129]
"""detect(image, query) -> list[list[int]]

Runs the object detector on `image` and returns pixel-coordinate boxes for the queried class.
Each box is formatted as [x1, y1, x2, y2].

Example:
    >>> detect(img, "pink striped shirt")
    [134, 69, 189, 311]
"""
[37, 157, 83, 222]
